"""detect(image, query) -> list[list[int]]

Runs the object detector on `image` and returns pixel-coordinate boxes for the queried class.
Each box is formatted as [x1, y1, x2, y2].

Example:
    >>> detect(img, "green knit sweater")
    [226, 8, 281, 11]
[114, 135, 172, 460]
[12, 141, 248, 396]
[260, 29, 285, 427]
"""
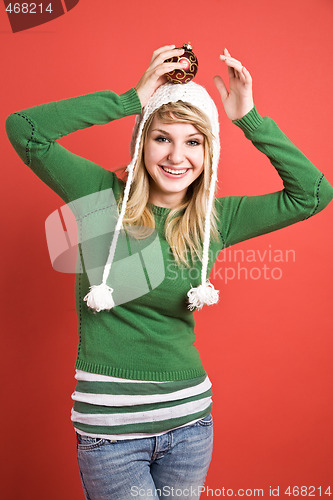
[6, 88, 333, 381]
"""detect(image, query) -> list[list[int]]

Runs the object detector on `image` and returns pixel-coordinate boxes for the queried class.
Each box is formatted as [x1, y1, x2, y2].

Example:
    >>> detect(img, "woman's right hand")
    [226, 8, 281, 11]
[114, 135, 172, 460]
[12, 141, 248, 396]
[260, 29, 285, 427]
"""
[134, 45, 187, 108]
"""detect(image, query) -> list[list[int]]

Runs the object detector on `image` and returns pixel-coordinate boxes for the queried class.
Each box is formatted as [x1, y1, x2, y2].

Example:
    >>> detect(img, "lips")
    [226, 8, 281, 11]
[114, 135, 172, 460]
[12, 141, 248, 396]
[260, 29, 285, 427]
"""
[159, 165, 190, 179]
[160, 165, 188, 172]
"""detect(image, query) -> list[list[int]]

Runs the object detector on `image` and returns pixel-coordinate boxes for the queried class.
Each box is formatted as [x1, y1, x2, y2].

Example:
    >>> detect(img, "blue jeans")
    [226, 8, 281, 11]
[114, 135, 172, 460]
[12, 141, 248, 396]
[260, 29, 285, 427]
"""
[76, 413, 213, 499]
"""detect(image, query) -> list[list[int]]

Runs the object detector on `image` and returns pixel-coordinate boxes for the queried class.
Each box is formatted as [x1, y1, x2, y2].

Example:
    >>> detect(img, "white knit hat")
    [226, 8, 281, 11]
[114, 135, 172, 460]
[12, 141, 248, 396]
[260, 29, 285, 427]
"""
[83, 81, 221, 312]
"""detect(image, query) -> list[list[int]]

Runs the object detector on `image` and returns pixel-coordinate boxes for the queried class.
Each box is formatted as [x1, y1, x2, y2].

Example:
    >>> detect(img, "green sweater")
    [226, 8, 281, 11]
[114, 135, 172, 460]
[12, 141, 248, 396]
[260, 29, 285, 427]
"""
[5, 88, 333, 382]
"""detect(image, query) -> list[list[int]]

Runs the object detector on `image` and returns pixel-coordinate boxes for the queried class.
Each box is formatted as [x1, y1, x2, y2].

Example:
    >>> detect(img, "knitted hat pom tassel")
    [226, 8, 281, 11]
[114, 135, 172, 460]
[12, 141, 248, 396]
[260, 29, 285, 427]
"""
[83, 283, 115, 312]
[187, 280, 219, 311]
[83, 156, 136, 313]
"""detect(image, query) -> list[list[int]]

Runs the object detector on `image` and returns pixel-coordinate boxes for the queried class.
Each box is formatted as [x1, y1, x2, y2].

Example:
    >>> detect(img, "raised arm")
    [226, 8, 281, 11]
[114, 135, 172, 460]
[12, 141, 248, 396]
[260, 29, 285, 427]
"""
[5, 88, 142, 203]
[213, 48, 333, 248]
[216, 106, 333, 247]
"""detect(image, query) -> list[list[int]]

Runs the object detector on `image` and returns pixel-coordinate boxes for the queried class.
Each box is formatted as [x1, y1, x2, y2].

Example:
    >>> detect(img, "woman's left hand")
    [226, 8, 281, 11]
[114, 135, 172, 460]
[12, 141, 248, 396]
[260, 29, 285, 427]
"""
[213, 48, 254, 121]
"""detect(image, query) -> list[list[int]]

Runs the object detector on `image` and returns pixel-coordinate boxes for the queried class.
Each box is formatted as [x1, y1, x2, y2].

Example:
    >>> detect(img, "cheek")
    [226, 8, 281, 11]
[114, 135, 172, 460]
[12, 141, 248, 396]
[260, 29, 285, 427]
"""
[192, 149, 205, 171]
[144, 144, 159, 170]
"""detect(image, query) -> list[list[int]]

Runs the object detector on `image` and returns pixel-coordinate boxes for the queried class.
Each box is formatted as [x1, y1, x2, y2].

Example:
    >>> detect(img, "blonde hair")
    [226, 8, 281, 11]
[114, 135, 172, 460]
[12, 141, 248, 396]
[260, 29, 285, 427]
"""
[117, 101, 221, 268]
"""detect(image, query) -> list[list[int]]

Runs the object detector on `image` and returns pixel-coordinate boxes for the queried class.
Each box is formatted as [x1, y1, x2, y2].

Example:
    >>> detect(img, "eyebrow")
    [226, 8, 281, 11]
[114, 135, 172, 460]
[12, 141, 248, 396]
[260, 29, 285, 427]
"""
[151, 128, 204, 138]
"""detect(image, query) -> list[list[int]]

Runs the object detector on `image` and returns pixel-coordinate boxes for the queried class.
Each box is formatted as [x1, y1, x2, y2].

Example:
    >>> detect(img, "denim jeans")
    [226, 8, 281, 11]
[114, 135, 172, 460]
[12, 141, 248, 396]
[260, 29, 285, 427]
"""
[75, 413, 213, 499]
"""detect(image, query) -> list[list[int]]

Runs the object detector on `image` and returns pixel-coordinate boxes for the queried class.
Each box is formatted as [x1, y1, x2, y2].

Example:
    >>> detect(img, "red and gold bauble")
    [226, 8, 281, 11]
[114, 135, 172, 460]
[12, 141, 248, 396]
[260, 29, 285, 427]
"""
[165, 43, 198, 84]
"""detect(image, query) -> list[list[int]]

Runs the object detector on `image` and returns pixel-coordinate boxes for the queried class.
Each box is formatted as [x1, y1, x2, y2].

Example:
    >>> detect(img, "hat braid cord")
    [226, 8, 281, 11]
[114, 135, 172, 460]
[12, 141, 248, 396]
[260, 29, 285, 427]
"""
[101, 117, 146, 284]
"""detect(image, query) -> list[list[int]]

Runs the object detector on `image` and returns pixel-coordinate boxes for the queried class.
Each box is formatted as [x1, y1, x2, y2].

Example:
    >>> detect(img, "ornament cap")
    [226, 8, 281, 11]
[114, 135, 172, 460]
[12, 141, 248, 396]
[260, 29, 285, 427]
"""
[165, 43, 198, 84]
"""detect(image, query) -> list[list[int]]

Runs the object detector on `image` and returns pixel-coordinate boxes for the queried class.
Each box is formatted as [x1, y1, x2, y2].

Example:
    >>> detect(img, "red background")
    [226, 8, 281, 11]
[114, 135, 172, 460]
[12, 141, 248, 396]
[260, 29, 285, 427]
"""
[1, 0, 333, 498]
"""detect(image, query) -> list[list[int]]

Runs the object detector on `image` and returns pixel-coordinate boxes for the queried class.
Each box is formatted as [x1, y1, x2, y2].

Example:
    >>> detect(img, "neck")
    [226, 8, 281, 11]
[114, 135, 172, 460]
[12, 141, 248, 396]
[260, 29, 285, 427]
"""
[148, 189, 190, 209]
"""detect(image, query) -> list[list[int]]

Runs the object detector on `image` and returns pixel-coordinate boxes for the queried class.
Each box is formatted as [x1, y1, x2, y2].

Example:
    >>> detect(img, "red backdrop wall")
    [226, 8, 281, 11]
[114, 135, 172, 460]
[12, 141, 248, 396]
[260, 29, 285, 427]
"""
[1, 0, 332, 498]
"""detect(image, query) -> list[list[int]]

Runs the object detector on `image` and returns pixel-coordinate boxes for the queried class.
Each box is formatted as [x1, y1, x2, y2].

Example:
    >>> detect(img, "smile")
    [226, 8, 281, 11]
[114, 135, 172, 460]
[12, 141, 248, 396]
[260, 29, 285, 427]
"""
[159, 165, 190, 178]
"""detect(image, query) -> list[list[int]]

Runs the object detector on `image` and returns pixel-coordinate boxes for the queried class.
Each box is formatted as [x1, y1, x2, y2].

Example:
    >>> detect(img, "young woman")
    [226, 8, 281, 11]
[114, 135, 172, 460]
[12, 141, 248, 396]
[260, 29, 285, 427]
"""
[6, 45, 333, 499]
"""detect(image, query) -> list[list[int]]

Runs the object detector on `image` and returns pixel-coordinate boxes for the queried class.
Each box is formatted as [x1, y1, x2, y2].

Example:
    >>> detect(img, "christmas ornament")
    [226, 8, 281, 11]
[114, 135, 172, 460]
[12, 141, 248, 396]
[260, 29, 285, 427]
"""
[165, 43, 198, 84]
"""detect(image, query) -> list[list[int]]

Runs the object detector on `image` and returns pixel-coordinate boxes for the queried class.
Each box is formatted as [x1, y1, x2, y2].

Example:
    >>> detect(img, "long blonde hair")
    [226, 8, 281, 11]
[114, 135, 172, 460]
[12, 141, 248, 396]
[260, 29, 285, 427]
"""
[117, 101, 221, 268]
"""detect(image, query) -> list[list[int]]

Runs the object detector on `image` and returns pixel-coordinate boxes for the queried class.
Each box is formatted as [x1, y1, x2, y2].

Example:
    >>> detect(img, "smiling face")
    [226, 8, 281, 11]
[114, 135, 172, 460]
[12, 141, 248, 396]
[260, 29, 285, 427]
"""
[144, 115, 205, 207]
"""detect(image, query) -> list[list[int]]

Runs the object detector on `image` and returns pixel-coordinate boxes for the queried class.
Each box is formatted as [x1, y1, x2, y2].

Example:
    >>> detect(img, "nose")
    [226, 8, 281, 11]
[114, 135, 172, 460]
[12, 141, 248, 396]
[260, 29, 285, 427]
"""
[167, 143, 185, 165]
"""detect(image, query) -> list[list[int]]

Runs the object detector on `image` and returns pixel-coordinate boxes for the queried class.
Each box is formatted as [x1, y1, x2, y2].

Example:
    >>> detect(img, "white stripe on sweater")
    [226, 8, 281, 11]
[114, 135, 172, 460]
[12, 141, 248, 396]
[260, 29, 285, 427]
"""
[74, 416, 208, 441]
[71, 370, 212, 440]
[71, 376, 211, 406]
[75, 369, 167, 383]
[71, 397, 212, 426]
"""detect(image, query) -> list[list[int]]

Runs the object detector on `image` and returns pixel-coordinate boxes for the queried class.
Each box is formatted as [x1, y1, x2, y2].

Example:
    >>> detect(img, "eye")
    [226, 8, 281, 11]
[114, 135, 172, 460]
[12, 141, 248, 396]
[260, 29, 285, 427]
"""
[154, 136, 170, 143]
[187, 139, 202, 146]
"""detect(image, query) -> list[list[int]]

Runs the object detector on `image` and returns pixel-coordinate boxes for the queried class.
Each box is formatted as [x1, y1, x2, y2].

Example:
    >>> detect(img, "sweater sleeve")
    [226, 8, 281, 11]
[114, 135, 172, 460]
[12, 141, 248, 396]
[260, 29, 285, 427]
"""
[5, 88, 142, 203]
[216, 106, 333, 248]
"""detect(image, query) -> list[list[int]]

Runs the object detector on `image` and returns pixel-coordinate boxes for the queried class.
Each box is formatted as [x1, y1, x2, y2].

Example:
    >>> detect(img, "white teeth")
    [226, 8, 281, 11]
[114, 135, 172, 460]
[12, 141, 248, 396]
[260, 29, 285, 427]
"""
[161, 166, 188, 175]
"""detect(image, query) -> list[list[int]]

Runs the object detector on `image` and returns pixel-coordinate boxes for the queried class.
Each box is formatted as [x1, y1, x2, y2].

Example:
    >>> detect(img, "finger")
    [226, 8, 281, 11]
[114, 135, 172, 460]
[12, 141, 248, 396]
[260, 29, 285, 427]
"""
[224, 58, 238, 80]
[220, 54, 243, 69]
[221, 49, 241, 66]
[213, 75, 229, 103]
[242, 66, 252, 82]
[151, 47, 185, 68]
[237, 67, 247, 82]
[154, 61, 188, 77]
[220, 51, 252, 83]
[235, 65, 250, 83]
[220, 55, 245, 80]
[150, 44, 176, 62]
